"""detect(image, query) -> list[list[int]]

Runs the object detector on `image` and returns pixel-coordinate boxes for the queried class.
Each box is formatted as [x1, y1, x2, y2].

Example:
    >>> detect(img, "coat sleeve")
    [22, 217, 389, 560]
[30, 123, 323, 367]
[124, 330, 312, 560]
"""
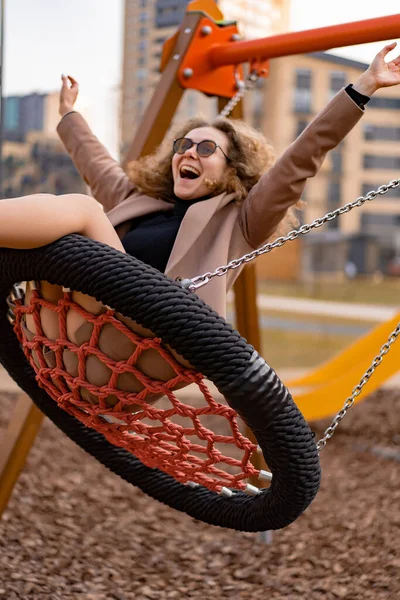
[57, 112, 136, 213]
[238, 89, 365, 249]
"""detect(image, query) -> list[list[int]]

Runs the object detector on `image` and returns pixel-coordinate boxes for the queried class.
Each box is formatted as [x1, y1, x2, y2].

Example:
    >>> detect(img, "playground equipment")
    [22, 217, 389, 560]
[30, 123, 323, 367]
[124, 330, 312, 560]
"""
[1, 0, 400, 530]
[287, 313, 400, 421]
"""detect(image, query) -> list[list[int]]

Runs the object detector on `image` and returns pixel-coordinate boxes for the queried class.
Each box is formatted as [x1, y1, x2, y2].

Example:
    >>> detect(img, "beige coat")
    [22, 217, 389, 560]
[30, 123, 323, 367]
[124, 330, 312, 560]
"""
[57, 89, 364, 318]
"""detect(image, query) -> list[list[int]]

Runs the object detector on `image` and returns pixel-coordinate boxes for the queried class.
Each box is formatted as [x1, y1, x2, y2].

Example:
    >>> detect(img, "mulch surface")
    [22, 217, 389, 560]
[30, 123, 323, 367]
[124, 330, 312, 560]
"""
[1, 386, 399, 600]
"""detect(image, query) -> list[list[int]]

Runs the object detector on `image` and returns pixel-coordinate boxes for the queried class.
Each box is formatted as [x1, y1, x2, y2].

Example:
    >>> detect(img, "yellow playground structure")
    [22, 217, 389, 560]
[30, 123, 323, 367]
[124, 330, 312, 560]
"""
[287, 313, 400, 422]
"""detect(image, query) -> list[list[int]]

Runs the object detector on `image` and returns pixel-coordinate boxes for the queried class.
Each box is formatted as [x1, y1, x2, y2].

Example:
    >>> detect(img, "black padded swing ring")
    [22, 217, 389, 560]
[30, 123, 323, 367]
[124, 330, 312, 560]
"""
[0, 234, 321, 532]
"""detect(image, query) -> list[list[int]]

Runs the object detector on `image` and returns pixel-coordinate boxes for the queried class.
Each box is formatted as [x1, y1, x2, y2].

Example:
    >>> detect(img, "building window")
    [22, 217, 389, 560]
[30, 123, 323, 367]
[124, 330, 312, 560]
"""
[185, 91, 199, 118]
[252, 87, 265, 132]
[139, 12, 148, 22]
[140, 0, 147, 6]
[327, 181, 341, 229]
[4, 97, 20, 130]
[136, 68, 148, 79]
[138, 56, 146, 67]
[363, 155, 400, 170]
[138, 40, 147, 51]
[329, 71, 346, 100]
[139, 27, 148, 36]
[155, 2, 186, 28]
[360, 212, 398, 236]
[364, 124, 400, 141]
[368, 96, 400, 110]
[295, 120, 308, 138]
[330, 72, 346, 92]
[294, 69, 312, 113]
[362, 183, 400, 199]
[331, 151, 342, 174]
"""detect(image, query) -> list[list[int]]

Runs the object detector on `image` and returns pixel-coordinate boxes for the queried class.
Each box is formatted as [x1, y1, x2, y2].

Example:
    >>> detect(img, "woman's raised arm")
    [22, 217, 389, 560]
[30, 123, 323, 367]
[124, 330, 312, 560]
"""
[239, 43, 400, 249]
[57, 75, 136, 213]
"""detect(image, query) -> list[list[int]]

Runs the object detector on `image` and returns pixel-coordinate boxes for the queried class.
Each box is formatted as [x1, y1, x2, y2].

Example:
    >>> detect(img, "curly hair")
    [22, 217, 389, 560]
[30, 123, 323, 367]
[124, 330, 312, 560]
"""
[127, 116, 275, 203]
[126, 116, 301, 234]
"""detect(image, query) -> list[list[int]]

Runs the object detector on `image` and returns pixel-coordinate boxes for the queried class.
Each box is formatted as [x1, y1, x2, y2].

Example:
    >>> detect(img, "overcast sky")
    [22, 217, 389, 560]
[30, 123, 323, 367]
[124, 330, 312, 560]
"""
[2, 0, 399, 152]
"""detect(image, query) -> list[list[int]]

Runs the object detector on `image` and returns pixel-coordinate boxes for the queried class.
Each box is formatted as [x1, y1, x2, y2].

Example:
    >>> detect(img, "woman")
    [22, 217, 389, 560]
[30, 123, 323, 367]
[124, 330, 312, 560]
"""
[4, 43, 400, 409]
[2, 43, 399, 319]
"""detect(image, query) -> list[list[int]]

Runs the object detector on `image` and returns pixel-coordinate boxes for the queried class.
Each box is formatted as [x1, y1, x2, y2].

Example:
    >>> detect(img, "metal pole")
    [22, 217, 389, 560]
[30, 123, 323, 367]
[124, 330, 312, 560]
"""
[209, 14, 400, 68]
[0, 0, 4, 198]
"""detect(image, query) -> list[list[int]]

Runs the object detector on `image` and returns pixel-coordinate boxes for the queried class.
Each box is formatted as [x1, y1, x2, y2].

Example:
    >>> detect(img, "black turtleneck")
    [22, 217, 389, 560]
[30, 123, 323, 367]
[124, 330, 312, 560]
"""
[121, 196, 207, 273]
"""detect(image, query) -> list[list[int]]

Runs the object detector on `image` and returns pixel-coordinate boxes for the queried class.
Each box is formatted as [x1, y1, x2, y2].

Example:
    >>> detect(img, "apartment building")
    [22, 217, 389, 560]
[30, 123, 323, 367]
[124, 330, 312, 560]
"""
[3, 93, 47, 142]
[1, 92, 86, 199]
[258, 52, 400, 278]
[3, 91, 63, 143]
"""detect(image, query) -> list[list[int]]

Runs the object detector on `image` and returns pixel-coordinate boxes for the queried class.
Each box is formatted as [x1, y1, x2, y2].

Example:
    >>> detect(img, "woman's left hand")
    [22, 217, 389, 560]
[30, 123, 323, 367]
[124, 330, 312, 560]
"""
[354, 42, 400, 96]
[59, 75, 79, 117]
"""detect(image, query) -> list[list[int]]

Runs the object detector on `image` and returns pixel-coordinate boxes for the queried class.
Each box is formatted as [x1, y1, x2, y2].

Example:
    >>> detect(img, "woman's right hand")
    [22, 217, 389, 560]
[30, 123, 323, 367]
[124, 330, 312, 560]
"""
[353, 42, 400, 96]
[59, 75, 79, 117]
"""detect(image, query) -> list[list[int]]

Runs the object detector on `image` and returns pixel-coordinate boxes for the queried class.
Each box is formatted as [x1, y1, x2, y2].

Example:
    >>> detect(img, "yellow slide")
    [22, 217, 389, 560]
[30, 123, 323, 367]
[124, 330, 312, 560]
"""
[284, 313, 400, 422]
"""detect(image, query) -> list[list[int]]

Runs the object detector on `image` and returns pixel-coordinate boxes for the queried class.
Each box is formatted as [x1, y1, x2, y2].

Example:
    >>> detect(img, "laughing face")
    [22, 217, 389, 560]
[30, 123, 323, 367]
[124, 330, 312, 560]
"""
[171, 126, 230, 200]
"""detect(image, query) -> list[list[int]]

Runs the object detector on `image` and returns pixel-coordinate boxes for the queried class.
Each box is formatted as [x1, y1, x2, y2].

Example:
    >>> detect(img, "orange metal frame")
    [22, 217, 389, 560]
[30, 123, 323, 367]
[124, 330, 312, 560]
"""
[208, 13, 400, 68]
[176, 8, 400, 98]
[177, 17, 246, 98]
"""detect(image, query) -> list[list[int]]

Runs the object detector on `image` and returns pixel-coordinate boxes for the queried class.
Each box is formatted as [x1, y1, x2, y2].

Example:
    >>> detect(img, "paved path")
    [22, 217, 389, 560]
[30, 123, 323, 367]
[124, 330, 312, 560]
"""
[227, 312, 369, 336]
[256, 295, 398, 322]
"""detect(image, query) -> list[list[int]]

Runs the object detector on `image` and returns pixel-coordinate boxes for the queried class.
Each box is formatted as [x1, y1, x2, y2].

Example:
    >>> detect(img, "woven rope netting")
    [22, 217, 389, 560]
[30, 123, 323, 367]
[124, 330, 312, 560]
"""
[0, 237, 321, 531]
[11, 282, 261, 493]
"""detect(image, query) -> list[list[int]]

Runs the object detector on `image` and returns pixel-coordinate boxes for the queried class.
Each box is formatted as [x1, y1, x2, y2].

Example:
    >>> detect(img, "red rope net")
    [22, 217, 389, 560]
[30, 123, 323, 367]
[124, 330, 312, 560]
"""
[11, 283, 262, 493]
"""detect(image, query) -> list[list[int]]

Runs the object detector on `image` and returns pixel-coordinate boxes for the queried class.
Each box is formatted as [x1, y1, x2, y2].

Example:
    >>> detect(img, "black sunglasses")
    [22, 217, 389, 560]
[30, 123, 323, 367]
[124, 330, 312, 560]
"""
[173, 137, 229, 161]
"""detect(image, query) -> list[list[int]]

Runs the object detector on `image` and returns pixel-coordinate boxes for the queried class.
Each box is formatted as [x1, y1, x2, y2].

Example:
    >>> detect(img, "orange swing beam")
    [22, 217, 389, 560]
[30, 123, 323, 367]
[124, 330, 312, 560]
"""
[209, 14, 400, 68]
[175, 12, 400, 100]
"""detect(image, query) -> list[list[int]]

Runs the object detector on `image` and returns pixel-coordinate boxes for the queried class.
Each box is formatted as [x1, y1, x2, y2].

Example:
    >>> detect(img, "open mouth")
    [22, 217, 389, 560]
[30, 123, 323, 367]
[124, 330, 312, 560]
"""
[179, 165, 201, 180]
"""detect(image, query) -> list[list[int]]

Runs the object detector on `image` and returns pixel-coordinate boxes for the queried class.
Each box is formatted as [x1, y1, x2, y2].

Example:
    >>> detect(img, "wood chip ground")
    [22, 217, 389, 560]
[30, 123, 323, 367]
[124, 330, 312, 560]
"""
[1, 387, 399, 599]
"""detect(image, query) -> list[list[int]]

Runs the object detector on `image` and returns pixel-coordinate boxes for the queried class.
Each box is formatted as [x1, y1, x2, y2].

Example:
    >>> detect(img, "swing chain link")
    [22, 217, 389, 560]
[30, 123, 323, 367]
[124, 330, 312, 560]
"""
[316, 321, 400, 450]
[218, 70, 261, 118]
[178, 179, 400, 451]
[184, 179, 400, 292]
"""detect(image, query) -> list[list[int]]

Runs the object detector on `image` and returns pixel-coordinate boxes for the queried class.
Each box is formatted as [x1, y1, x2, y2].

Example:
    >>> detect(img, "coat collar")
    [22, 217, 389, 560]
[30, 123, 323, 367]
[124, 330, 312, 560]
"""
[106, 190, 237, 276]
[165, 191, 236, 274]
[107, 193, 172, 226]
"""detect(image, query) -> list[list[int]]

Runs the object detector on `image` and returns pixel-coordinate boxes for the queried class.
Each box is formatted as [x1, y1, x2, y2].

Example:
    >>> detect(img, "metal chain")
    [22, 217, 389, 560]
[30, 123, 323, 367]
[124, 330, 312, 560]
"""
[181, 179, 400, 293]
[218, 70, 260, 118]
[316, 321, 400, 450]
[177, 178, 400, 450]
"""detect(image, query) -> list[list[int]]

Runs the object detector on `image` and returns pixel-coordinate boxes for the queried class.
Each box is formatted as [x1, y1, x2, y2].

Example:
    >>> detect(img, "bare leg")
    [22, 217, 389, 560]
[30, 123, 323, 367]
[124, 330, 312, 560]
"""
[0, 193, 125, 252]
